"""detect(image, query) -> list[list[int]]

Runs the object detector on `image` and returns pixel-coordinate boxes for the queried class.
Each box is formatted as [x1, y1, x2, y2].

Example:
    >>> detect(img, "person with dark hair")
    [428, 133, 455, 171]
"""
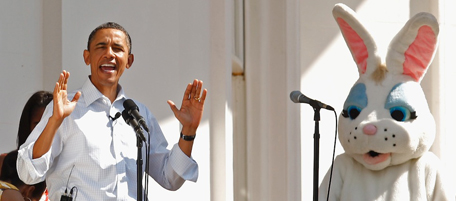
[0, 91, 52, 201]
[19, 91, 52, 201]
[17, 91, 53, 149]
[1, 150, 46, 201]
[17, 22, 207, 200]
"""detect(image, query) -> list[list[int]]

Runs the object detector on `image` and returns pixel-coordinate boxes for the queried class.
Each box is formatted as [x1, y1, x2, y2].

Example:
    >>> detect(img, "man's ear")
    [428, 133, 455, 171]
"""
[127, 54, 134, 69]
[83, 50, 90, 65]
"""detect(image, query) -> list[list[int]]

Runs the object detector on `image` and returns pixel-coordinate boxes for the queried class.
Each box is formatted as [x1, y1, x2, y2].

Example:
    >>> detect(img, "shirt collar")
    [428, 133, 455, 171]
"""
[81, 76, 127, 107]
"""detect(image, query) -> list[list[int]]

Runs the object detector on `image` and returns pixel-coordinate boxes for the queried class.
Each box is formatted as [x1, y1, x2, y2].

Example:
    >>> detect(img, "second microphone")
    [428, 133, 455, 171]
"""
[123, 99, 150, 133]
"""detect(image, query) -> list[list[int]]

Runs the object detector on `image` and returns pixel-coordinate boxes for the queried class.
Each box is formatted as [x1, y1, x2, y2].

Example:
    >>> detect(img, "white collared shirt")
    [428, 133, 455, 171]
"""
[17, 78, 198, 201]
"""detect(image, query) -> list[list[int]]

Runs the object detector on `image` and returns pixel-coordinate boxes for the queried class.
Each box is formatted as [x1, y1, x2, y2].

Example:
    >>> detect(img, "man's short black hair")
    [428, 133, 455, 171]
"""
[87, 22, 132, 54]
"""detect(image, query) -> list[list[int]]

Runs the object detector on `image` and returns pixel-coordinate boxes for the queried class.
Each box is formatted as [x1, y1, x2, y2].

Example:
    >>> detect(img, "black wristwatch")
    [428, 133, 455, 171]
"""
[180, 132, 196, 141]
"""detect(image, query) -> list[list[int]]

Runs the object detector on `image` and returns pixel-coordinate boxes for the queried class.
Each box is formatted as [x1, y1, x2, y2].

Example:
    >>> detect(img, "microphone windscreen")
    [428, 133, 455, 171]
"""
[290, 91, 302, 103]
[123, 99, 139, 111]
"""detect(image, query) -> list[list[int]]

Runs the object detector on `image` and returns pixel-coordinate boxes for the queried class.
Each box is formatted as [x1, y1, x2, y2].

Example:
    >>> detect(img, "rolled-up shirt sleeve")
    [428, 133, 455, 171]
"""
[17, 141, 52, 184]
[168, 144, 198, 182]
[156, 144, 199, 191]
[143, 105, 199, 191]
[16, 103, 56, 185]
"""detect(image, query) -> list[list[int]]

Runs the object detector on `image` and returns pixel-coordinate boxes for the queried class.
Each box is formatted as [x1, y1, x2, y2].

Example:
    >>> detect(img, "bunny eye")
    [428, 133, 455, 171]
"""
[390, 106, 416, 122]
[343, 105, 362, 120]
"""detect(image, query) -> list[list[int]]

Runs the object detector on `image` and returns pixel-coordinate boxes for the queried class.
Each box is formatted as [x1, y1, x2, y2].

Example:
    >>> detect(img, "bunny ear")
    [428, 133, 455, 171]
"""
[386, 12, 439, 82]
[333, 3, 381, 76]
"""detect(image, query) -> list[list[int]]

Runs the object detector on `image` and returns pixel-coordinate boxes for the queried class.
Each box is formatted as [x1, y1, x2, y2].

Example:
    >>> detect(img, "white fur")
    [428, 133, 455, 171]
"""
[319, 153, 448, 200]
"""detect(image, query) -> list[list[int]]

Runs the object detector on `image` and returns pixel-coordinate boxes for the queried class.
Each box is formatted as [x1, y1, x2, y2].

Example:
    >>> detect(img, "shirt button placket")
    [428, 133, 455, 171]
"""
[109, 104, 126, 199]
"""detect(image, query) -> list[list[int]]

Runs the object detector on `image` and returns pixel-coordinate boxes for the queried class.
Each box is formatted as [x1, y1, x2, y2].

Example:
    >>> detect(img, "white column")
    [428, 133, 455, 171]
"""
[425, 0, 456, 197]
[244, 0, 301, 200]
[209, 0, 234, 200]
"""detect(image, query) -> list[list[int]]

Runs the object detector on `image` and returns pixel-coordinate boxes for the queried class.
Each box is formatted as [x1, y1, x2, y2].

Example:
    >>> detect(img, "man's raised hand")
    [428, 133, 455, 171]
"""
[52, 70, 81, 122]
[167, 79, 207, 135]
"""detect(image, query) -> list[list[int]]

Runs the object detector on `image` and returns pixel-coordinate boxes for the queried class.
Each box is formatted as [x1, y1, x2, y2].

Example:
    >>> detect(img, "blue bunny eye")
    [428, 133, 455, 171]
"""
[343, 105, 362, 120]
[390, 106, 413, 122]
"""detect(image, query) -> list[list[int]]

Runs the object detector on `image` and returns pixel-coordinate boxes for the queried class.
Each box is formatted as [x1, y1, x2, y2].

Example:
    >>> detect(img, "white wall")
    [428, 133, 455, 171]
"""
[0, 1, 44, 152]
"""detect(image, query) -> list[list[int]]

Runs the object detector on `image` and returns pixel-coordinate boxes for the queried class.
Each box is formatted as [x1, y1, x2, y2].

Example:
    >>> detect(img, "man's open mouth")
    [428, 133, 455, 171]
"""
[100, 64, 116, 72]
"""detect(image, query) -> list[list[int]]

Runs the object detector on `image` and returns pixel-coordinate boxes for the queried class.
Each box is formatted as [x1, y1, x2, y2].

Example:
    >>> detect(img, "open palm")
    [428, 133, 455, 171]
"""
[168, 79, 207, 133]
[53, 71, 80, 121]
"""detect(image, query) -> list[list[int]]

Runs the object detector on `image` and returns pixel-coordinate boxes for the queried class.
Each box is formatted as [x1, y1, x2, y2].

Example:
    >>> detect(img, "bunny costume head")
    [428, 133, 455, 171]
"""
[318, 4, 451, 200]
[333, 3, 439, 171]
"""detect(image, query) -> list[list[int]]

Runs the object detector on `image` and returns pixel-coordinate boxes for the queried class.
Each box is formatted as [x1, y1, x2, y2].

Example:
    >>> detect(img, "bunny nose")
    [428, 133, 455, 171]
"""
[363, 124, 377, 135]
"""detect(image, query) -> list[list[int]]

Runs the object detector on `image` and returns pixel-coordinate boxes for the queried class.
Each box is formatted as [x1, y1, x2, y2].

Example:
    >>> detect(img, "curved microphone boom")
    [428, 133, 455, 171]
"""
[290, 90, 334, 111]
[123, 99, 149, 133]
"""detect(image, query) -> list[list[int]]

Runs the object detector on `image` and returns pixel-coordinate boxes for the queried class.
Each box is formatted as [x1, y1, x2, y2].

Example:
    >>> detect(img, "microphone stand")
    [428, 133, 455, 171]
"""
[290, 92, 331, 201]
[311, 104, 321, 201]
[137, 132, 144, 201]
[122, 109, 146, 201]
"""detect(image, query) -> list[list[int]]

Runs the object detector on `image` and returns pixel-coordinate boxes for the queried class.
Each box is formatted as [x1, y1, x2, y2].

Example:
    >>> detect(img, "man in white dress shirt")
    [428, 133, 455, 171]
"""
[17, 22, 207, 200]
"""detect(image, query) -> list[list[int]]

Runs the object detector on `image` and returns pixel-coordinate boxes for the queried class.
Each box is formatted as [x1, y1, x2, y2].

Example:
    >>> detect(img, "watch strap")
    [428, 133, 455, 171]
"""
[180, 132, 196, 141]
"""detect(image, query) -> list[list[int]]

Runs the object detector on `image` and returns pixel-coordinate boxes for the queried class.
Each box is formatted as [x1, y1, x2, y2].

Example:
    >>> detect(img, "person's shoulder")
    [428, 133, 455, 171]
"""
[127, 98, 150, 111]
[130, 98, 146, 107]
[1, 187, 24, 201]
[125, 98, 157, 121]
[0, 181, 22, 200]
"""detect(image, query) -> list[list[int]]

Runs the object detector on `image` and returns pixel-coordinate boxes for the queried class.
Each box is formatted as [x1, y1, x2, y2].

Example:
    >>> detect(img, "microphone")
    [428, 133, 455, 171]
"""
[109, 112, 121, 121]
[123, 99, 149, 133]
[290, 90, 334, 111]
[122, 110, 147, 142]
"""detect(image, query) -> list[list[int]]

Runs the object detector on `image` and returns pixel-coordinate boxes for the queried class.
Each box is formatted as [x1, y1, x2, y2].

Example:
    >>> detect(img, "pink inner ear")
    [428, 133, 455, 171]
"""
[337, 18, 368, 74]
[403, 26, 436, 81]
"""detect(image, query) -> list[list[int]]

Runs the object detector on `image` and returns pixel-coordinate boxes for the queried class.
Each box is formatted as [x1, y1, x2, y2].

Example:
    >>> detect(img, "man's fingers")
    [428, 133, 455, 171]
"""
[167, 100, 179, 115]
[63, 71, 70, 91]
[181, 79, 206, 102]
[54, 82, 60, 97]
[72, 91, 81, 103]
[190, 79, 198, 99]
[58, 73, 64, 90]
[194, 80, 203, 99]
[199, 89, 208, 104]
[183, 83, 192, 100]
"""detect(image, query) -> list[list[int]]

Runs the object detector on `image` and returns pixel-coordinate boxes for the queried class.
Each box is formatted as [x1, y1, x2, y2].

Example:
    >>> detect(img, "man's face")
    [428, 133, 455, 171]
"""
[83, 28, 133, 90]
